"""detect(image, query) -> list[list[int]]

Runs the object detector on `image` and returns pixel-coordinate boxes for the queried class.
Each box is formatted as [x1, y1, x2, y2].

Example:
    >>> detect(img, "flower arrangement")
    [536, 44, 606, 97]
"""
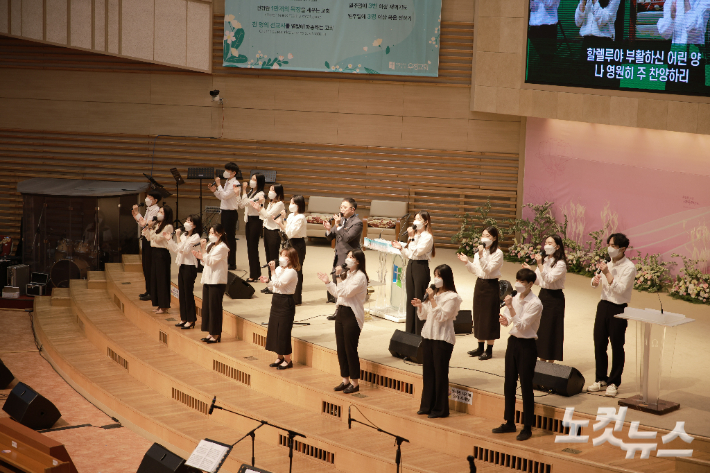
[669, 253, 710, 304]
[633, 253, 676, 293]
[450, 199, 506, 257]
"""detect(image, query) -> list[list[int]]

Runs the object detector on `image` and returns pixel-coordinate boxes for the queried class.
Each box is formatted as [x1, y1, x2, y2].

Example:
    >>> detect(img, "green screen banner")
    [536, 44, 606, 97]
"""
[223, 0, 442, 77]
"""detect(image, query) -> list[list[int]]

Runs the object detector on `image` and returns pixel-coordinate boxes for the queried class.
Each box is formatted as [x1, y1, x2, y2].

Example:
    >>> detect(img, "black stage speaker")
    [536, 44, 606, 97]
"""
[2, 382, 61, 430]
[388, 330, 423, 364]
[532, 361, 585, 397]
[226, 272, 255, 299]
[137, 443, 194, 473]
[0, 358, 14, 389]
[237, 465, 273, 473]
[454, 310, 473, 334]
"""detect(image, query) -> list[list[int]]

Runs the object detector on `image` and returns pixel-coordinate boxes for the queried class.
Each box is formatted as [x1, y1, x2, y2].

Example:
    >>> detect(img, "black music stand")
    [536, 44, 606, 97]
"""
[187, 167, 215, 220]
[170, 168, 185, 228]
[142, 173, 172, 199]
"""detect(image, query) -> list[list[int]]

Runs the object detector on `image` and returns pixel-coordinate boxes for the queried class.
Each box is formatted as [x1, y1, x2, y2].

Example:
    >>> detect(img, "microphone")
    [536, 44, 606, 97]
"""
[137, 203, 145, 208]
[658, 293, 663, 314]
[348, 406, 352, 429]
[421, 284, 437, 302]
[208, 396, 216, 415]
[500, 290, 517, 308]
[261, 261, 275, 268]
[594, 254, 611, 276]
[330, 262, 348, 275]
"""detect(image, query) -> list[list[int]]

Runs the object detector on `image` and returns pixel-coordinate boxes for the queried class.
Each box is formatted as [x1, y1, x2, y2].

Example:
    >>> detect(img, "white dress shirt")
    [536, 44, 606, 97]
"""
[657, 0, 710, 44]
[401, 231, 434, 261]
[530, 0, 561, 26]
[575, 0, 621, 39]
[143, 224, 173, 249]
[501, 291, 543, 339]
[326, 270, 368, 329]
[135, 204, 160, 228]
[535, 257, 567, 290]
[240, 191, 265, 222]
[200, 242, 229, 285]
[267, 266, 298, 294]
[417, 291, 463, 346]
[260, 201, 285, 231]
[167, 233, 200, 267]
[213, 178, 241, 210]
[285, 213, 307, 239]
[592, 256, 637, 305]
[466, 248, 504, 279]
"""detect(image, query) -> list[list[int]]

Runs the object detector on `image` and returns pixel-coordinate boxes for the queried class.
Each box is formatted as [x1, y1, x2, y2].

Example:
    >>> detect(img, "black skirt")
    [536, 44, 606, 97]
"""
[265, 293, 296, 356]
[473, 278, 500, 341]
[537, 288, 565, 361]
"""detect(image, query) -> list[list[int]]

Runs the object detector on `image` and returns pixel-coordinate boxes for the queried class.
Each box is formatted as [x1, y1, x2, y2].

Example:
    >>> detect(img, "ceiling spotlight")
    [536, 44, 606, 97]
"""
[209, 90, 222, 103]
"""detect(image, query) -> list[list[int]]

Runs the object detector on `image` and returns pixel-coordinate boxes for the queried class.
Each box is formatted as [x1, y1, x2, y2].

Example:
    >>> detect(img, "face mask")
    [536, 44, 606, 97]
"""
[481, 238, 492, 247]
[608, 247, 620, 258]
[268, 191, 277, 200]
[279, 257, 289, 267]
[414, 219, 425, 230]
[249, 180, 256, 189]
[157, 214, 164, 221]
[432, 277, 443, 288]
[184, 222, 194, 232]
[209, 234, 218, 243]
[514, 282, 527, 293]
[289, 203, 298, 213]
[145, 197, 152, 206]
[223, 170, 231, 179]
[544, 245, 555, 255]
[345, 257, 356, 268]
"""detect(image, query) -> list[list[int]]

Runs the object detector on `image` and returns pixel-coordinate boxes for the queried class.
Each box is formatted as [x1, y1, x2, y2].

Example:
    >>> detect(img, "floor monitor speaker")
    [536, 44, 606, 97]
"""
[0, 358, 14, 389]
[136, 443, 195, 473]
[532, 361, 585, 397]
[454, 310, 472, 334]
[2, 382, 61, 430]
[388, 330, 424, 364]
[226, 272, 255, 299]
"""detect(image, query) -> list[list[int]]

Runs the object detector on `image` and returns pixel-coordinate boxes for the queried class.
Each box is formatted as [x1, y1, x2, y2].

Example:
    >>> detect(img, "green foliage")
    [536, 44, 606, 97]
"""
[450, 198, 505, 257]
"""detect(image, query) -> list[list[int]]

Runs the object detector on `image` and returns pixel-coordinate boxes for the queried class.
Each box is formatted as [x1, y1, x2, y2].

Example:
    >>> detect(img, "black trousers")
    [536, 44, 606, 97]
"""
[420, 338, 453, 417]
[245, 216, 262, 279]
[221, 209, 238, 268]
[201, 283, 226, 336]
[141, 236, 152, 293]
[289, 238, 306, 305]
[335, 305, 361, 380]
[178, 265, 197, 323]
[593, 300, 628, 387]
[263, 228, 281, 279]
[405, 260, 430, 335]
[504, 336, 537, 429]
[150, 248, 171, 308]
[327, 253, 339, 303]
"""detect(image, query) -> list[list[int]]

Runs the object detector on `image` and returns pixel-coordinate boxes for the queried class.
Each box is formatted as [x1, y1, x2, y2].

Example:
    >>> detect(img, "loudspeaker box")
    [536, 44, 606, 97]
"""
[532, 361, 585, 397]
[0, 358, 14, 389]
[2, 382, 61, 430]
[136, 443, 193, 473]
[454, 310, 473, 334]
[226, 272, 255, 299]
[388, 330, 424, 364]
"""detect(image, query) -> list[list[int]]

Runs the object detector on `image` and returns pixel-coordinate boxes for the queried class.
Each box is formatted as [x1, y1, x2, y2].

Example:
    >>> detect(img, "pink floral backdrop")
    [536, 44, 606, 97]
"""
[523, 118, 710, 274]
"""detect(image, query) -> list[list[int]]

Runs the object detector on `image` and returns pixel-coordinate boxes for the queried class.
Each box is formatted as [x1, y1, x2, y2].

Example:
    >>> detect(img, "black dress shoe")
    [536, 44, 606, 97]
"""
[468, 348, 484, 357]
[205, 337, 221, 344]
[181, 323, 194, 330]
[343, 384, 359, 394]
[416, 410, 430, 415]
[334, 382, 352, 392]
[276, 361, 293, 370]
[492, 423, 517, 434]
[261, 288, 273, 294]
[139, 294, 151, 301]
[327, 315, 336, 321]
[139, 292, 148, 298]
[269, 359, 285, 368]
[428, 413, 448, 419]
[517, 429, 532, 441]
[478, 353, 492, 360]
[200, 337, 211, 342]
[175, 321, 186, 327]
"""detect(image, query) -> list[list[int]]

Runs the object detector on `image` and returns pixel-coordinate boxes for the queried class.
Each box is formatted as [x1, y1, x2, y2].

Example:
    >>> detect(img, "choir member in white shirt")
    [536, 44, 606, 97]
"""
[575, 0, 621, 41]
[142, 205, 173, 314]
[277, 195, 307, 305]
[208, 162, 241, 271]
[318, 249, 369, 394]
[252, 184, 285, 292]
[240, 173, 266, 282]
[588, 233, 636, 398]
[457, 227, 504, 360]
[392, 211, 435, 335]
[492, 268, 542, 442]
[192, 224, 229, 344]
[260, 247, 300, 370]
[166, 214, 202, 329]
[411, 264, 462, 419]
[657, 0, 710, 44]
[132, 191, 162, 301]
[522, 235, 567, 363]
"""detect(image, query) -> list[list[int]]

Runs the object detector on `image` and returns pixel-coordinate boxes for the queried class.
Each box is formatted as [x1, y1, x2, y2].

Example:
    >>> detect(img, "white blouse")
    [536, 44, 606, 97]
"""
[260, 201, 285, 231]
[285, 213, 307, 239]
[200, 242, 229, 285]
[240, 191, 265, 222]
[267, 266, 298, 295]
[417, 291, 463, 346]
[593, 256, 637, 306]
[326, 270, 368, 329]
[143, 224, 174, 250]
[167, 233, 201, 267]
[401, 231, 434, 261]
[466, 248, 503, 279]
[535, 256, 567, 290]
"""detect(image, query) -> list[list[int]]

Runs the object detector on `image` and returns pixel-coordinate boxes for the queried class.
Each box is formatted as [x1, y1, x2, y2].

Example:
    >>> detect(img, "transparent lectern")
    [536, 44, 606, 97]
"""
[363, 237, 407, 323]
[615, 308, 694, 415]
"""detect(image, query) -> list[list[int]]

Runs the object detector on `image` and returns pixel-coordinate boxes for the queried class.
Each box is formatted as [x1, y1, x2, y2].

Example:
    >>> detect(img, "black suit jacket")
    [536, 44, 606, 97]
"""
[325, 214, 363, 268]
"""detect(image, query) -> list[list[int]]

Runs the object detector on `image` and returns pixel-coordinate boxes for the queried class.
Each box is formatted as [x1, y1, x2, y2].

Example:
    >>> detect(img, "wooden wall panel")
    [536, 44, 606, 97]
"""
[93, 0, 106, 51]
[10, 0, 21, 36]
[0, 0, 8, 34]
[45, 0, 68, 44]
[70, 0, 92, 48]
[20, 0, 41, 40]
[154, 0, 187, 67]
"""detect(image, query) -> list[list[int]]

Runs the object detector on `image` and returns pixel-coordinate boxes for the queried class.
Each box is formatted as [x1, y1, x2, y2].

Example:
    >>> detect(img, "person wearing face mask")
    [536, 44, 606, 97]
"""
[260, 247, 300, 370]
[208, 162, 241, 271]
[588, 233, 636, 398]
[239, 173, 266, 282]
[411, 264, 461, 419]
[493, 268, 542, 442]
[142, 204, 174, 314]
[317, 249, 369, 394]
[252, 184, 285, 292]
[167, 214, 202, 329]
[522, 235, 567, 363]
[132, 191, 162, 301]
[276, 195, 307, 305]
[192, 224, 229, 344]
[457, 226, 504, 360]
[392, 211, 435, 335]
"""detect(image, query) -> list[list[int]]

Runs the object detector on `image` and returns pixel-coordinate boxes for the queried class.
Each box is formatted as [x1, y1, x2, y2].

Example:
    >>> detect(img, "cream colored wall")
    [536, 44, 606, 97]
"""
[471, 0, 710, 134]
[0, 0, 212, 72]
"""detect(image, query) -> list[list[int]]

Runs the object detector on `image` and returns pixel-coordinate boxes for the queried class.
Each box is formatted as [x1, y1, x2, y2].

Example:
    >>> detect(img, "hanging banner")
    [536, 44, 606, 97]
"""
[222, 0, 442, 77]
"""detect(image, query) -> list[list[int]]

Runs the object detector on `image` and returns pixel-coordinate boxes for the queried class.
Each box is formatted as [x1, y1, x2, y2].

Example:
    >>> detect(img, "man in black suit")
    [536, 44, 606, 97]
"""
[323, 198, 363, 319]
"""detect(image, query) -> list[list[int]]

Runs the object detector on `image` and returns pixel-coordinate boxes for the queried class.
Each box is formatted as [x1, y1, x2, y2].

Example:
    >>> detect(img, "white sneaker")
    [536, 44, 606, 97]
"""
[587, 381, 608, 392]
[605, 384, 618, 397]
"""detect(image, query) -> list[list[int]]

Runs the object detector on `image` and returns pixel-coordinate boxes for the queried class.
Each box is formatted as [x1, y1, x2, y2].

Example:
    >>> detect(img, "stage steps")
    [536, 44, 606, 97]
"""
[50, 287, 71, 307]
[86, 271, 106, 289]
[121, 254, 142, 272]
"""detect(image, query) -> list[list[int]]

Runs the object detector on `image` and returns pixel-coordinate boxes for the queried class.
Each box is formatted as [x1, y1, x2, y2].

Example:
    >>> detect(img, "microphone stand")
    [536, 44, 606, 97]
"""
[348, 407, 409, 473]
